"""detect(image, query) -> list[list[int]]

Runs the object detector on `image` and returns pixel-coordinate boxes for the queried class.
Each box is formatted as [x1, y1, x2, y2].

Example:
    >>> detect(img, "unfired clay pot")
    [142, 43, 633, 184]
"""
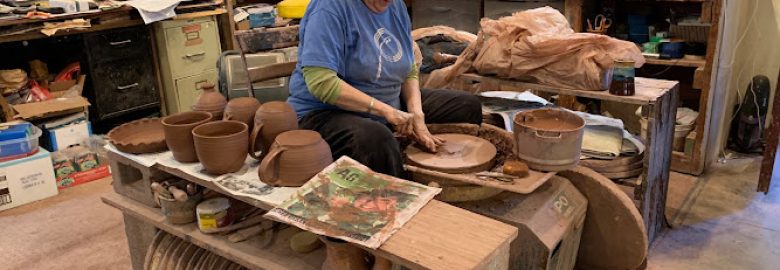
[249, 101, 298, 160]
[259, 130, 332, 187]
[193, 120, 248, 175]
[320, 237, 368, 270]
[223, 97, 260, 129]
[162, 111, 212, 162]
[192, 83, 227, 121]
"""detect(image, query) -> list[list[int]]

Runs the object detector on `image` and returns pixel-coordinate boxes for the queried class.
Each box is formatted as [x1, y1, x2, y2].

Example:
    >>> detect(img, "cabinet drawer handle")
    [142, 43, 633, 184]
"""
[109, 40, 132, 46]
[184, 52, 206, 58]
[117, 83, 139, 90]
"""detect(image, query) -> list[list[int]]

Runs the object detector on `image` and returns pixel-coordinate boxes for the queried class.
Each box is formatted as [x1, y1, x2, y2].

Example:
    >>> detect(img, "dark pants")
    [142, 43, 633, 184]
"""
[299, 89, 482, 178]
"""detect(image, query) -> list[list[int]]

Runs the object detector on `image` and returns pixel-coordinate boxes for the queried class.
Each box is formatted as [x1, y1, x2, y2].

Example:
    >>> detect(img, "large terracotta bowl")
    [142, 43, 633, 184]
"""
[162, 111, 212, 162]
[107, 118, 168, 154]
[192, 120, 249, 175]
[259, 130, 332, 187]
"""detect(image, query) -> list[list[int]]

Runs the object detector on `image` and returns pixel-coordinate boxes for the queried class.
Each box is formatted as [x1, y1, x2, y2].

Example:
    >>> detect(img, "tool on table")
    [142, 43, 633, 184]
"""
[151, 182, 173, 200]
[475, 171, 516, 183]
[168, 186, 189, 202]
[227, 220, 276, 243]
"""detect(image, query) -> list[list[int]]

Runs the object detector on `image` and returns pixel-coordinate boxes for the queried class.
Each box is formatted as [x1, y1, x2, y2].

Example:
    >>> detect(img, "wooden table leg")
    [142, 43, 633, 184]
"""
[121, 213, 157, 270]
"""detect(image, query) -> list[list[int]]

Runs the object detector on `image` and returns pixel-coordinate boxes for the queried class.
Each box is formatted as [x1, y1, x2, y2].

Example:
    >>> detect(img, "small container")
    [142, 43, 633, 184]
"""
[0, 125, 42, 161]
[196, 197, 232, 231]
[277, 0, 310, 18]
[160, 192, 203, 225]
[610, 60, 636, 96]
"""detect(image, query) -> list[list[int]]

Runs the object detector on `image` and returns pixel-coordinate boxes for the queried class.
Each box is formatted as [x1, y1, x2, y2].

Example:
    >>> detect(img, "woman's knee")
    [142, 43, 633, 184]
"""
[454, 93, 482, 124]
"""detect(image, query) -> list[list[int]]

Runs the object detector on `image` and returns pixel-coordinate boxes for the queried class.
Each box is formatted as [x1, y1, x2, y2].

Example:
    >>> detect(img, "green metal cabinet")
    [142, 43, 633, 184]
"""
[154, 16, 222, 115]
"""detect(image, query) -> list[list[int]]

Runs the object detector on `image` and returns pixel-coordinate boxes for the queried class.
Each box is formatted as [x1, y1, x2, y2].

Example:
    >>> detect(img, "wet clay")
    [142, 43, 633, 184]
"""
[193, 120, 249, 175]
[250, 101, 298, 160]
[259, 130, 332, 187]
[405, 133, 497, 174]
[192, 83, 227, 121]
[223, 97, 260, 129]
[107, 118, 168, 154]
[162, 111, 212, 162]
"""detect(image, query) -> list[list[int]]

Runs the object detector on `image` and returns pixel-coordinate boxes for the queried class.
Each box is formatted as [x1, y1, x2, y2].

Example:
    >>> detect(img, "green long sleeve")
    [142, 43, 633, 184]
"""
[303, 66, 342, 104]
[407, 62, 419, 81]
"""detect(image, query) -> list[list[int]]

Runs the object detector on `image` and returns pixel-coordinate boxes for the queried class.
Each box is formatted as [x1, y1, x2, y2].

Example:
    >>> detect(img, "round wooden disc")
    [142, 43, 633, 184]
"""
[144, 231, 166, 270]
[405, 133, 497, 173]
[558, 167, 648, 270]
[174, 242, 197, 270]
[580, 154, 644, 168]
[590, 159, 644, 174]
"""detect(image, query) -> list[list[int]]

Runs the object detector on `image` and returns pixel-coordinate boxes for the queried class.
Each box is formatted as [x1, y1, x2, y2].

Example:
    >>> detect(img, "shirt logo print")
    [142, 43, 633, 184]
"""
[373, 27, 403, 81]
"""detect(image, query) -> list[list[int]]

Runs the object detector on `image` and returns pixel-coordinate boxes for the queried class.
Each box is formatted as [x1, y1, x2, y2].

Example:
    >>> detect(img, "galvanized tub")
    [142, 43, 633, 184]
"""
[513, 108, 585, 172]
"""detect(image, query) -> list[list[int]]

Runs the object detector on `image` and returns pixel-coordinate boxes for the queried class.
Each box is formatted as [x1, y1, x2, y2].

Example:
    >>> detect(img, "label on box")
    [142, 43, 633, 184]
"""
[0, 175, 11, 207]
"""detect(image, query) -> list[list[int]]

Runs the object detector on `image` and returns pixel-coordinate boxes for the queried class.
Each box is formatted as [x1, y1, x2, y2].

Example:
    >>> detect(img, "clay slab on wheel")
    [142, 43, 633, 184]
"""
[405, 133, 497, 173]
[558, 167, 648, 270]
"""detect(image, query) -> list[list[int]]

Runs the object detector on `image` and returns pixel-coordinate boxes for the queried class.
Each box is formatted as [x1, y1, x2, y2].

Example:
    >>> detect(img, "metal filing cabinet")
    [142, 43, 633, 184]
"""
[83, 26, 160, 120]
[154, 16, 222, 115]
[457, 176, 587, 270]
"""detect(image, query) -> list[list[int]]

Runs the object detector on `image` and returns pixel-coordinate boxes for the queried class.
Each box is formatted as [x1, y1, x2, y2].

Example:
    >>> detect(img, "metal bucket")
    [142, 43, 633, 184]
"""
[512, 108, 585, 172]
[159, 192, 203, 225]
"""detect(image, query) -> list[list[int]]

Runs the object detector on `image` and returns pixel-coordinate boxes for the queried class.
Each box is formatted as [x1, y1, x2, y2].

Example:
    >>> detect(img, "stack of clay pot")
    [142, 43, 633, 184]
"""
[250, 101, 333, 187]
[191, 83, 227, 121]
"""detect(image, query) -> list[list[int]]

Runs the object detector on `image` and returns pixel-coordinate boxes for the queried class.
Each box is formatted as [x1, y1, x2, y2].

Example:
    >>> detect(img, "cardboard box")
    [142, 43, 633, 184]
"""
[42, 120, 92, 152]
[53, 148, 110, 190]
[0, 147, 58, 211]
[49, 75, 86, 98]
[11, 96, 90, 121]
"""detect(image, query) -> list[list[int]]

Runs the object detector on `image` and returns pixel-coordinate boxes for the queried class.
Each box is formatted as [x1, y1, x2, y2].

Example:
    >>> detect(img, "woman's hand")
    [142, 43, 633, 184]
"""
[383, 108, 414, 133]
[410, 113, 445, 152]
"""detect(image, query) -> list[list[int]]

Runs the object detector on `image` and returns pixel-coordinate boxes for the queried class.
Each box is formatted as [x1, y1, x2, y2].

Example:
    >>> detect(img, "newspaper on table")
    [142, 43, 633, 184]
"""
[265, 156, 441, 249]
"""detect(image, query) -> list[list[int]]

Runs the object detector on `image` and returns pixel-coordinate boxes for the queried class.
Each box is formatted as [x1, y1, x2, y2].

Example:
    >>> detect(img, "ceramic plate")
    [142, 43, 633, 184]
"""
[144, 231, 166, 270]
[150, 234, 175, 270]
[165, 238, 187, 270]
[158, 237, 182, 270]
[107, 118, 168, 154]
[174, 241, 197, 270]
[185, 247, 206, 270]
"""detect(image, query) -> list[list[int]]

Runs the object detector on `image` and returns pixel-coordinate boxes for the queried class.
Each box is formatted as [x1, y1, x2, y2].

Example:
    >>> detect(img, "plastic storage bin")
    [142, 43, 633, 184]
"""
[0, 125, 42, 161]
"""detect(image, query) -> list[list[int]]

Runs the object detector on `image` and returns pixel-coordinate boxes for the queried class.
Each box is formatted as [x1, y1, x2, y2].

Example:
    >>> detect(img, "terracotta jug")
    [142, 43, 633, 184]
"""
[259, 130, 332, 187]
[162, 111, 212, 162]
[192, 120, 248, 175]
[320, 237, 368, 270]
[192, 82, 227, 121]
[249, 101, 298, 160]
[223, 97, 260, 129]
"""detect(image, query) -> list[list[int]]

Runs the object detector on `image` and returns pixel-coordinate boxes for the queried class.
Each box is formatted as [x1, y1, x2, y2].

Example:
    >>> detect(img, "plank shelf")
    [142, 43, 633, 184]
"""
[102, 193, 325, 270]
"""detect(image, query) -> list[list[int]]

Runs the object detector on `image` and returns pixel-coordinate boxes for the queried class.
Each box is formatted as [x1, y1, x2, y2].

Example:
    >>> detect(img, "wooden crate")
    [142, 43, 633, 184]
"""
[457, 176, 587, 270]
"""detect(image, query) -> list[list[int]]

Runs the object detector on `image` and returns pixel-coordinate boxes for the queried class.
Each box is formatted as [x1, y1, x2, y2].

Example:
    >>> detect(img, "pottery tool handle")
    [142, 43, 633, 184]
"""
[169, 186, 189, 202]
[201, 215, 267, 234]
[186, 183, 198, 196]
[151, 182, 173, 199]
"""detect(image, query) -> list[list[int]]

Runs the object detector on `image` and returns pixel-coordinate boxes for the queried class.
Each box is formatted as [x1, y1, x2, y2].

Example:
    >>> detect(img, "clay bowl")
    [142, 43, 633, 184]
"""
[192, 83, 227, 120]
[162, 111, 212, 163]
[259, 130, 332, 187]
[250, 101, 298, 160]
[107, 118, 168, 154]
[223, 97, 261, 129]
[193, 120, 249, 175]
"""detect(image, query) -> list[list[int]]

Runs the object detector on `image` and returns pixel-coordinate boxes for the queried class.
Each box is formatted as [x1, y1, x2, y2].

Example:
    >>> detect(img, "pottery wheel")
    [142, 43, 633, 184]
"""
[405, 133, 497, 173]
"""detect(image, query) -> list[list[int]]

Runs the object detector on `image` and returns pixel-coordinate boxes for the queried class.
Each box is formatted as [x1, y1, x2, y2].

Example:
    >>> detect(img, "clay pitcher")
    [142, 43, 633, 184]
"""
[223, 97, 260, 129]
[192, 120, 248, 175]
[259, 130, 332, 187]
[320, 237, 368, 270]
[191, 82, 227, 121]
[162, 111, 212, 162]
[249, 101, 298, 160]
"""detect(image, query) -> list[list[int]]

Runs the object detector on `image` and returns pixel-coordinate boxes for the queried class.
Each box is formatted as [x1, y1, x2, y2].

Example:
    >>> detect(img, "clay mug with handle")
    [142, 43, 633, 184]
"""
[223, 97, 261, 130]
[249, 101, 298, 160]
[259, 130, 333, 187]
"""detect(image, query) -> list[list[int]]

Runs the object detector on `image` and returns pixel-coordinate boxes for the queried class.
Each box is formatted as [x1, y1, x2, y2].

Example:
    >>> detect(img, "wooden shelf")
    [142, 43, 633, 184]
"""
[461, 73, 677, 105]
[173, 8, 228, 20]
[102, 193, 325, 270]
[644, 57, 706, 68]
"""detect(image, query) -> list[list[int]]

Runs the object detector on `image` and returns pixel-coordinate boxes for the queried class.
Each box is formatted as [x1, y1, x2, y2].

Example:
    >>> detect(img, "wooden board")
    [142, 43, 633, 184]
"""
[758, 68, 780, 193]
[461, 74, 676, 106]
[644, 57, 706, 68]
[405, 165, 555, 194]
[558, 167, 648, 270]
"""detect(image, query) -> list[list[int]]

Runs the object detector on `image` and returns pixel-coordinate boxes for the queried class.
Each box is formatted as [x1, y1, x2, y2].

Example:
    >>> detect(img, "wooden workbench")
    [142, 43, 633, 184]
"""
[460, 74, 679, 243]
[104, 149, 518, 270]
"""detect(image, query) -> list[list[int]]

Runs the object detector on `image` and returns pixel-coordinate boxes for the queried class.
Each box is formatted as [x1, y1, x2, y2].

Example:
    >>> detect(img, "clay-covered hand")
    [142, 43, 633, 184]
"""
[384, 109, 414, 134]
[411, 114, 445, 152]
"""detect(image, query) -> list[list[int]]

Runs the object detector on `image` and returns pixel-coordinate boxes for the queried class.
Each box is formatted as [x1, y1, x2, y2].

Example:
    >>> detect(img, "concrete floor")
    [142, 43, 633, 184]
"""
[1, 156, 778, 270]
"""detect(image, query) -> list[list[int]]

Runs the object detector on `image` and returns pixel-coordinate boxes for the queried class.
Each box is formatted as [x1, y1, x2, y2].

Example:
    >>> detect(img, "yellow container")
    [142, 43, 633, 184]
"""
[277, 0, 311, 19]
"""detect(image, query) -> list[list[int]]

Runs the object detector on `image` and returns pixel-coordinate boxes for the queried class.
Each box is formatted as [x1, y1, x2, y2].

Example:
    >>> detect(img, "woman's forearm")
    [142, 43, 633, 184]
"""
[401, 78, 423, 116]
[333, 81, 396, 118]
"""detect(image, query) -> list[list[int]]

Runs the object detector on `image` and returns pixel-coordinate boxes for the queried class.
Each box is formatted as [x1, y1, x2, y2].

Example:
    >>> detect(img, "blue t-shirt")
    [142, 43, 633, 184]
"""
[287, 0, 415, 119]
